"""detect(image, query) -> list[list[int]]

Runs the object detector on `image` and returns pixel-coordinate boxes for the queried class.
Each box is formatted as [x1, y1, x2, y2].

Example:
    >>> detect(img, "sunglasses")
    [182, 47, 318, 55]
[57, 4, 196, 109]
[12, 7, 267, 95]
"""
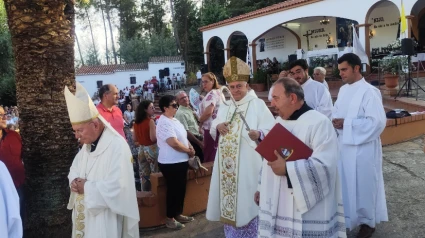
[169, 103, 178, 109]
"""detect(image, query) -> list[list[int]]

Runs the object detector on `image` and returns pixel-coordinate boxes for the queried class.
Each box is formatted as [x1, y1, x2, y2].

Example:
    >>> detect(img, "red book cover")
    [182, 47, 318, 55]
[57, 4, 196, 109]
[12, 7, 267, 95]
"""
[255, 123, 313, 162]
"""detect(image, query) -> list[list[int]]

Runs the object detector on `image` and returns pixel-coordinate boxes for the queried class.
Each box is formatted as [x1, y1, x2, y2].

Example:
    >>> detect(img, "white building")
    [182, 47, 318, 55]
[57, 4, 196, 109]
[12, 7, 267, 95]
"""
[76, 56, 185, 97]
[200, 0, 425, 72]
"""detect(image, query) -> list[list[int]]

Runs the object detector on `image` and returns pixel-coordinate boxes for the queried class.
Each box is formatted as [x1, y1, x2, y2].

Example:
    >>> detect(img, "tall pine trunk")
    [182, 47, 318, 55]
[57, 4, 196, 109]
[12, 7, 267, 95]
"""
[85, 7, 99, 64]
[4, 0, 78, 236]
[76, 33, 85, 66]
[169, 0, 182, 53]
[105, 3, 118, 64]
[99, 0, 110, 64]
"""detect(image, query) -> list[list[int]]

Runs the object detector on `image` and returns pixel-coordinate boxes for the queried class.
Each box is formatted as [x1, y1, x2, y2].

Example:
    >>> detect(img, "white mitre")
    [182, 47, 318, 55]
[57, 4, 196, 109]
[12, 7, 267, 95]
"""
[64, 82, 99, 125]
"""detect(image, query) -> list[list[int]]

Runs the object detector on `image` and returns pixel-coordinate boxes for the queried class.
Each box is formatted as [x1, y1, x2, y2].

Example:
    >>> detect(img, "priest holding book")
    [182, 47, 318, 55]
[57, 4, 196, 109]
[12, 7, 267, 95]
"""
[206, 56, 275, 237]
[257, 77, 346, 238]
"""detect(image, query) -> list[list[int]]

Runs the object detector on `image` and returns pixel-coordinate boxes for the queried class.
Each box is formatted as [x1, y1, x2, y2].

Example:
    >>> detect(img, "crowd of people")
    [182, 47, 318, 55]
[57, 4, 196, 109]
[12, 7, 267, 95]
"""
[257, 57, 281, 74]
[1, 53, 388, 238]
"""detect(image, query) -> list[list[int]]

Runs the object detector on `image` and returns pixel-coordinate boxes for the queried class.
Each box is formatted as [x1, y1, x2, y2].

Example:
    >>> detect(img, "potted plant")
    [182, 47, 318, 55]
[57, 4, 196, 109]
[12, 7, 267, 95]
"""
[251, 68, 267, 92]
[374, 55, 408, 89]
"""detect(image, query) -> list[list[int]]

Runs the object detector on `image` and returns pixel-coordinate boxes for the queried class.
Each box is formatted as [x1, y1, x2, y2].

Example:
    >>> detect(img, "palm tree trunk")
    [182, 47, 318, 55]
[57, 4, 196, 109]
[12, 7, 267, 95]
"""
[75, 33, 85, 66]
[105, 4, 118, 64]
[4, 0, 77, 236]
[99, 0, 110, 64]
[85, 7, 99, 64]
[169, 0, 182, 53]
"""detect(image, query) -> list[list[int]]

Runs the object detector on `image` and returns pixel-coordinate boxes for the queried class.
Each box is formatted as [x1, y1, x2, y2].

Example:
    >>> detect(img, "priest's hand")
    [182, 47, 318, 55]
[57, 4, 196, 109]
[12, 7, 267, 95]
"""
[70, 179, 79, 193]
[76, 178, 87, 194]
[217, 122, 229, 136]
[254, 191, 260, 206]
[332, 118, 344, 129]
[248, 130, 260, 141]
[267, 150, 287, 176]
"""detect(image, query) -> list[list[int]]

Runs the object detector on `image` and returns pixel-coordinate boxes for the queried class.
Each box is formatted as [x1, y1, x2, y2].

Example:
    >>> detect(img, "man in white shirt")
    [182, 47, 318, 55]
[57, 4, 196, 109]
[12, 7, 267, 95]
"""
[196, 70, 202, 87]
[313, 67, 329, 90]
[333, 53, 388, 238]
[288, 59, 333, 119]
[147, 80, 155, 102]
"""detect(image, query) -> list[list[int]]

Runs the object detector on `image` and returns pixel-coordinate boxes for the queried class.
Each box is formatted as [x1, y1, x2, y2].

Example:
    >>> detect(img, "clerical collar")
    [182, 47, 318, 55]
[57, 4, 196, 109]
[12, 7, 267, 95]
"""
[287, 102, 312, 120]
[90, 129, 104, 152]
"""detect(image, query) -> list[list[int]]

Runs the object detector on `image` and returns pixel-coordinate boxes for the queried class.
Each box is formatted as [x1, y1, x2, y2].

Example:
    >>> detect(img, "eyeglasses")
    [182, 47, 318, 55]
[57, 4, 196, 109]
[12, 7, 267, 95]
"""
[178, 96, 188, 100]
[229, 84, 245, 90]
[169, 103, 178, 109]
[201, 80, 211, 84]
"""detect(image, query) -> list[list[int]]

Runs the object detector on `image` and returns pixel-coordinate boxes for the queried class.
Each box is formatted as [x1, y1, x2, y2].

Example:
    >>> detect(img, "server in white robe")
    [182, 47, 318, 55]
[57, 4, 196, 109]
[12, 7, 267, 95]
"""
[288, 59, 333, 119]
[65, 83, 140, 238]
[0, 161, 22, 238]
[206, 57, 275, 238]
[333, 53, 388, 238]
[258, 77, 346, 238]
[313, 67, 330, 90]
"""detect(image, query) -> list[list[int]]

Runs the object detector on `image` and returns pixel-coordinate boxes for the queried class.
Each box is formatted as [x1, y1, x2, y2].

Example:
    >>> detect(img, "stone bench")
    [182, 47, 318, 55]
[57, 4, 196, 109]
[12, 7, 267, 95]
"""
[381, 114, 425, 145]
[137, 162, 214, 228]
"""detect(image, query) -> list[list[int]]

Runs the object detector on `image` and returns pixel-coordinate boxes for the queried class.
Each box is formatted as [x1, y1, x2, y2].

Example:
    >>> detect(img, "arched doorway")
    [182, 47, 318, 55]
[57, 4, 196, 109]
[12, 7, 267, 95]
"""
[411, 0, 425, 52]
[227, 31, 248, 62]
[207, 36, 225, 82]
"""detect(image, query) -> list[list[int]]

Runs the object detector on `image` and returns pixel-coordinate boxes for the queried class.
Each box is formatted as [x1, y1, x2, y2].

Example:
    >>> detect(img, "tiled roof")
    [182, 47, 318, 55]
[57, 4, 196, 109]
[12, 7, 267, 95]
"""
[199, 0, 321, 32]
[76, 63, 148, 76]
[149, 56, 183, 63]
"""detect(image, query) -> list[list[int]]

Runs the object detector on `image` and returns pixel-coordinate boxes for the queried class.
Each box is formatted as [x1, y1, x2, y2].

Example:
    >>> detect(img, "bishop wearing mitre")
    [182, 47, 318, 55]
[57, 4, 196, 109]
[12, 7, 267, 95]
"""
[65, 82, 139, 238]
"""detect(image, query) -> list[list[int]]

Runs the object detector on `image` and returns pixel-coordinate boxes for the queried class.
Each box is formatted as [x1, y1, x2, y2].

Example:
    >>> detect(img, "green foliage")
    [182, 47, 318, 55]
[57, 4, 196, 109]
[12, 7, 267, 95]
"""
[373, 55, 408, 75]
[140, 0, 168, 37]
[201, 1, 229, 26]
[252, 68, 267, 84]
[187, 72, 197, 85]
[85, 45, 101, 65]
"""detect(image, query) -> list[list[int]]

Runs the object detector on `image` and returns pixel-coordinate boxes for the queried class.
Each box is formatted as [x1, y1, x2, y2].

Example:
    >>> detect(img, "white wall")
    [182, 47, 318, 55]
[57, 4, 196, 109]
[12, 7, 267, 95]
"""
[76, 62, 186, 98]
[255, 27, 299, 63]
[295, 19, 337, 51]
[368, 1, 400, 50]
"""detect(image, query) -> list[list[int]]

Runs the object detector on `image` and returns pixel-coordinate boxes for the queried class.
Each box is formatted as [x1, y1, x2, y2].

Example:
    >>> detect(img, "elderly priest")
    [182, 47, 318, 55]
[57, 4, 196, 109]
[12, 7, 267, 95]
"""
[257, 78, 346, 238]
[65, 83, 140, 238]
[206, 57, 275, 237]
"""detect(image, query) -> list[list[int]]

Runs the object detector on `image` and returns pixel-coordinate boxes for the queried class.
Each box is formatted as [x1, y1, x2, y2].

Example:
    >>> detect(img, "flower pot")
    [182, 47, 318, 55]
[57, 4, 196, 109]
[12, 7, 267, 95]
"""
[384, 74, 399, 89]
[250, 83, 266, 92]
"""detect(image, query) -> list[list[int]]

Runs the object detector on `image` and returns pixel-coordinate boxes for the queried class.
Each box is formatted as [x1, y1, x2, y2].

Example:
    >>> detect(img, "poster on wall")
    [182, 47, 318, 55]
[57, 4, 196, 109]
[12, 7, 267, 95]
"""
[336, 18, 359, 47]
[265, 35, 285, 51]
[259, 38, 265, 52]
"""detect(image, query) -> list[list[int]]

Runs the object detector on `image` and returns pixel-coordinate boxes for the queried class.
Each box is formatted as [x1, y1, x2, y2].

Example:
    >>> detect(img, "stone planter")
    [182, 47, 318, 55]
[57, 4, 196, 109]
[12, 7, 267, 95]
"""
[384, 74, 399, 89]
[250, 83, 266, 92]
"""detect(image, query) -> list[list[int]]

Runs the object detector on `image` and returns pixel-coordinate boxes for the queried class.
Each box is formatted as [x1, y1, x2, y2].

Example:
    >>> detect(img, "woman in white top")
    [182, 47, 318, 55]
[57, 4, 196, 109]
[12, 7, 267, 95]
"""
[156, 95, 195, 229]
[198, 72, 221, 162]
[123, 104, 135, 125]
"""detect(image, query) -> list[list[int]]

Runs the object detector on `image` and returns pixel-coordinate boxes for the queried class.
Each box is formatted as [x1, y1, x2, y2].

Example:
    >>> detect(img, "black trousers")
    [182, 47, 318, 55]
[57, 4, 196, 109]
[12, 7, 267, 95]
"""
[158, 161, 188, 218]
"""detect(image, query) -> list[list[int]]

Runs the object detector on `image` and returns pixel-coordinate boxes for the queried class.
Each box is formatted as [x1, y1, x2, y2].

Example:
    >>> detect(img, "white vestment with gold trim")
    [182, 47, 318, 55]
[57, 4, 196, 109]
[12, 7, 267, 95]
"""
[67, 127, 139, 238]
[206, 93, 275, 227]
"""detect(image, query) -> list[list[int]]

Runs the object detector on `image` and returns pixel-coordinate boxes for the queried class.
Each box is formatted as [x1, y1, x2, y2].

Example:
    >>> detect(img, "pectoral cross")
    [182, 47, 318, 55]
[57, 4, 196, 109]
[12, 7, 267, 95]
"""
[267, 198, 273, 210]
[303, 30, 313, 51]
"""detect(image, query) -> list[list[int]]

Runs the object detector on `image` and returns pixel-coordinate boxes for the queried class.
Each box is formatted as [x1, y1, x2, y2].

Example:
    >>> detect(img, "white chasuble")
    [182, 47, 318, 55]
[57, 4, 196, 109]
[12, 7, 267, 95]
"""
[332, 78, 388, 230]
[67, 128, 140, 238]
[301, 78, 333, 119]
[258, 111, 346, 238]
[207, 93, 275, 227]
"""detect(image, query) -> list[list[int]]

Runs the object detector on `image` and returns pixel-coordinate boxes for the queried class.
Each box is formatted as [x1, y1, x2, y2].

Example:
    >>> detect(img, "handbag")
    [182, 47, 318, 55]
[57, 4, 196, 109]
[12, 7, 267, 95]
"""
[188, 156, 208, 171]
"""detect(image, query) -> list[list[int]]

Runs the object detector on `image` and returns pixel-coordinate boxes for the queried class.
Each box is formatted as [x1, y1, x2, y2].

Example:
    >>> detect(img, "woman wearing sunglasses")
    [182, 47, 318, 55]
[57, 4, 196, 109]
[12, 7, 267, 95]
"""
[156, 95, 195, 229]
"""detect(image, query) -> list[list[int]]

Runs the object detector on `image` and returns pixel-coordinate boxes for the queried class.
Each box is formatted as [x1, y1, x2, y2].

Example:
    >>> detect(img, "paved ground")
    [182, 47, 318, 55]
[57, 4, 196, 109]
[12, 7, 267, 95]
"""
[139, 136, 425, 238]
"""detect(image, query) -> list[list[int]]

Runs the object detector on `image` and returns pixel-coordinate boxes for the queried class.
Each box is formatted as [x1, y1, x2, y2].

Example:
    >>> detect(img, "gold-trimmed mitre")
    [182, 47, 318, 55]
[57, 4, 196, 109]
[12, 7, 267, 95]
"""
[223, 56, 250, 83]
[64, 82, 99, 125]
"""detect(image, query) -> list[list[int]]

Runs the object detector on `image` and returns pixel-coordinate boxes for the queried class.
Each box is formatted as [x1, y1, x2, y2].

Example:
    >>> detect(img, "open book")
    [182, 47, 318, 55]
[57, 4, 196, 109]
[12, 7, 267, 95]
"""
[255, 123, 312, 162]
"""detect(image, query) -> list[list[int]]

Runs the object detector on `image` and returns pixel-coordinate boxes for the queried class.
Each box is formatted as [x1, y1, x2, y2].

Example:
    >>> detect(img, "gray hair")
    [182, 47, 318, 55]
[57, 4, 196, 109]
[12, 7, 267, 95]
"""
[314, 67, 326, 75]
[176, 91, 187, 99]
[273, 77, 304, 101]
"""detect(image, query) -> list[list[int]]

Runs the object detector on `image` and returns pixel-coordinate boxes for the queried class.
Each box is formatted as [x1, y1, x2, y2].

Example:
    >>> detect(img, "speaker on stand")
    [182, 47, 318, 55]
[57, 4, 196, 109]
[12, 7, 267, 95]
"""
[164, 68, 170, 77]
[395, 38, 425, 99]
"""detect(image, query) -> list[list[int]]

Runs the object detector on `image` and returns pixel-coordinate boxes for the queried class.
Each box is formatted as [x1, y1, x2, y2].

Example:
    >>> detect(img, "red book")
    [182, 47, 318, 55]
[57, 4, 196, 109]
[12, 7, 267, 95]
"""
[255, 123, 313, 162]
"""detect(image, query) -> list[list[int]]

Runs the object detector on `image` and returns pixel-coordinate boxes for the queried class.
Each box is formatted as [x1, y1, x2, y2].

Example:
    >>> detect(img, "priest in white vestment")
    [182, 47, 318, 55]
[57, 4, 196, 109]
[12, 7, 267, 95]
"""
[206, 57, 275, 238]
[258, 77, 346, 238]
[0, 161, 22, 238]
[333, 53, 388, 238]
[65, 83, 140, 238]
[288, 59, 333, 119]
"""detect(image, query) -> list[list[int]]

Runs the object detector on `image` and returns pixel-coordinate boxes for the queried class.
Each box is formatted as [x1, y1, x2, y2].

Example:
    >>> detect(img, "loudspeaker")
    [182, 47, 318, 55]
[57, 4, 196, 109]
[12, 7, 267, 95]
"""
[401, 38, 415, 56]
[200, 64, 208, 74]
[159, 69, 164, 79]
[164, 67, 170, 76]
[288, 54, 297, 63]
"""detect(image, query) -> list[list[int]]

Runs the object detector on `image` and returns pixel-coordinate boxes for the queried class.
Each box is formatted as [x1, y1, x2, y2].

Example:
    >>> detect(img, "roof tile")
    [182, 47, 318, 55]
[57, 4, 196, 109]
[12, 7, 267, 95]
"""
[149, 56, 183, 63]
[76, 63, 148, 76]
